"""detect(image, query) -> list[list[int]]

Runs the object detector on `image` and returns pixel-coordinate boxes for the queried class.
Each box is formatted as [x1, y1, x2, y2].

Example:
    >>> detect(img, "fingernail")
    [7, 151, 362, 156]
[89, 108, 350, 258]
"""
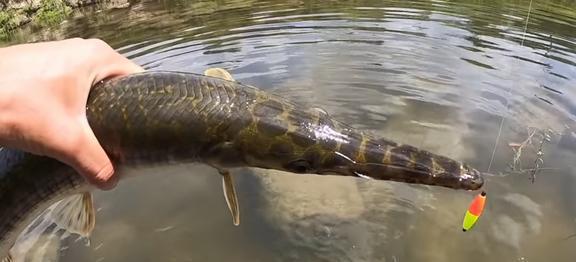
[94, 163, 118, 190]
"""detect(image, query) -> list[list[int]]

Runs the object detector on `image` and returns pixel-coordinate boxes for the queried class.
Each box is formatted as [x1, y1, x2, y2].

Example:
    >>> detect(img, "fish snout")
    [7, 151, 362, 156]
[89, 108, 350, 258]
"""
[458, 167, 484, 190]
[329, 160, 485, 191]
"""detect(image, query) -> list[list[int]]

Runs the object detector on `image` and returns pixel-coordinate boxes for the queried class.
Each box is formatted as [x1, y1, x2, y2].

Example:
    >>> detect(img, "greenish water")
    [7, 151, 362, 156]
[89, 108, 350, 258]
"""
[2, 0, 576, 261]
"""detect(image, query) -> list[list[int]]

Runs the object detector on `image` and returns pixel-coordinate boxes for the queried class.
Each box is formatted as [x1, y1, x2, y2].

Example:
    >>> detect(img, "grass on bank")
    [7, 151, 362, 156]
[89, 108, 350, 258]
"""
[0, 0, 72, 40]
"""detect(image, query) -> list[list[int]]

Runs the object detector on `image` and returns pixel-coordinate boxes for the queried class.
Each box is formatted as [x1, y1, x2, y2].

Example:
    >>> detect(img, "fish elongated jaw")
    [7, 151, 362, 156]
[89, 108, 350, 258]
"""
[227, 84, 484, 190]
[85, 71, 483, 190]
[347, 137, 484, 190]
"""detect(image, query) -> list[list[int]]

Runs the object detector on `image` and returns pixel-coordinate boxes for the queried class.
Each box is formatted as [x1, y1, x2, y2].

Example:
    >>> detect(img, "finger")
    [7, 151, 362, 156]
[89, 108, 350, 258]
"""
[68, 119, 118, 190]
[92, 52, 145, 85]
[83, 161, 118, 191]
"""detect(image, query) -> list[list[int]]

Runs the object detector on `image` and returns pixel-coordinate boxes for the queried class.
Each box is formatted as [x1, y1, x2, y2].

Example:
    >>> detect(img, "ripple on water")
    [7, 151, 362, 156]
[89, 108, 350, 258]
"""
[2, 0, 576, 261]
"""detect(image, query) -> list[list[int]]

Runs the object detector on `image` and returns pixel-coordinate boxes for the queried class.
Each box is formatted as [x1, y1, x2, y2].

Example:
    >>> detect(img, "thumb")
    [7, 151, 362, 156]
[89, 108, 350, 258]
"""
[67, 119, 118, 190]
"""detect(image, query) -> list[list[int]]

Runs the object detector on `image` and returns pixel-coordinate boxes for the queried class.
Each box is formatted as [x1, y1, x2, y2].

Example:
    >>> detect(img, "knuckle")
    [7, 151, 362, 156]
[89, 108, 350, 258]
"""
[85, 38, 112, 52]
[66, 37, 85, 42]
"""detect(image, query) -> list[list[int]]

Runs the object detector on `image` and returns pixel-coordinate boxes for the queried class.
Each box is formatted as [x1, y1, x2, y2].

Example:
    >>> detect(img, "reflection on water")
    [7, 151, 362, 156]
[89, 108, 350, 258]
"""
[3, 0, 576, 261]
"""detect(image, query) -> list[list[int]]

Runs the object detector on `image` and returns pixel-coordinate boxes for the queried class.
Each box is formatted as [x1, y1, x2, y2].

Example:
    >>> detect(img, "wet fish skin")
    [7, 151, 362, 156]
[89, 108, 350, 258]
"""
[0, 149, 86, 258]
[0, 71, 483, 257]
[86, 71, 482, 190]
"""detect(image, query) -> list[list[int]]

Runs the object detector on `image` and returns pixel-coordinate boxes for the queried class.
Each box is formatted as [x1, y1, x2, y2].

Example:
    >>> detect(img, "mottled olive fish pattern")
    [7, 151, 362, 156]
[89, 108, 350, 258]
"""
[0, 71, 483, 260]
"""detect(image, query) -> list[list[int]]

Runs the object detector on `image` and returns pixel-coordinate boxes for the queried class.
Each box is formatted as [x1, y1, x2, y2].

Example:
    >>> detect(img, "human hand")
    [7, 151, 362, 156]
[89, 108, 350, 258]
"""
[0, 38, 144, 189]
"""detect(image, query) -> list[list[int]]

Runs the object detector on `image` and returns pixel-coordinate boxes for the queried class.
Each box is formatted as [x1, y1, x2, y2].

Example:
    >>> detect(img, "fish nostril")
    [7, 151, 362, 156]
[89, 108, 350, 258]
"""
[294, 165, 307, 173]
[286, 159, 312, 173]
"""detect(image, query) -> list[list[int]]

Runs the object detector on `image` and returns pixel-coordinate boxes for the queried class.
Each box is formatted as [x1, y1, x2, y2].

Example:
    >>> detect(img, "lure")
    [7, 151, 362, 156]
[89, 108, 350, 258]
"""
[462, 191, 486, 232]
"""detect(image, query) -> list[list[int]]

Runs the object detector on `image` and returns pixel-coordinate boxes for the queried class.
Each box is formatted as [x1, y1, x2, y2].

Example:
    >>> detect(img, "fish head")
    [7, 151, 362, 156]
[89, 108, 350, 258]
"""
[278, 133, 484, 191]
[238, 101, 483, 190]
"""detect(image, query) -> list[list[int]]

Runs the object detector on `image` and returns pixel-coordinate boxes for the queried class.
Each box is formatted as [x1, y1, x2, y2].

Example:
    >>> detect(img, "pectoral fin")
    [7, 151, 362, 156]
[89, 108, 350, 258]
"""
[220, 170, 240, 226]
[49, 192, 96, 237]
[6, 193, 95, 262]
[1, 254, 13, 262]
[204, 68, 236, 81]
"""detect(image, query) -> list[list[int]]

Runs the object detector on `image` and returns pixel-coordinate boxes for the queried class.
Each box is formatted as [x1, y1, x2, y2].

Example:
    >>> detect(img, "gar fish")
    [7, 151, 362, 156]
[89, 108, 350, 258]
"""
[0, 68, 483, 261]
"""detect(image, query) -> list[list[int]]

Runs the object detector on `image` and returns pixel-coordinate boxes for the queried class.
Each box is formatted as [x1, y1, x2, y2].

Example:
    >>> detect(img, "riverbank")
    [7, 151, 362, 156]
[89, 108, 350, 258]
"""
[0, 0, 129, 39]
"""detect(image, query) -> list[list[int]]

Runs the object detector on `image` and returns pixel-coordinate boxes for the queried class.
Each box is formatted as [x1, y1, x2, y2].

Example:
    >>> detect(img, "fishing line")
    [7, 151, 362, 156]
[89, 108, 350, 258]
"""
[486, 0, 534, 173]
[462, 0, 535, 232]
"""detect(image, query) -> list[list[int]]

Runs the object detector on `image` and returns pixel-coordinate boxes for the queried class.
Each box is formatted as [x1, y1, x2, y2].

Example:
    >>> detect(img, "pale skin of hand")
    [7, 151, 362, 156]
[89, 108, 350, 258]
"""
[0, 38, 144, 189]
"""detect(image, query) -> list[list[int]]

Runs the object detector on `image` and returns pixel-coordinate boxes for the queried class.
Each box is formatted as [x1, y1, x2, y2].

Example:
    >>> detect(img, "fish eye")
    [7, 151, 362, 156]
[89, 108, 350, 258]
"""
[286, 159, 312, 173]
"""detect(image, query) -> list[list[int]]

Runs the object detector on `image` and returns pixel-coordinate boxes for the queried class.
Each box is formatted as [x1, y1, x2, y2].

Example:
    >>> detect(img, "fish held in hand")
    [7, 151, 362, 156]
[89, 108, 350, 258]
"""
[0, 69, 483, 260]
[86, 70, 483, 190]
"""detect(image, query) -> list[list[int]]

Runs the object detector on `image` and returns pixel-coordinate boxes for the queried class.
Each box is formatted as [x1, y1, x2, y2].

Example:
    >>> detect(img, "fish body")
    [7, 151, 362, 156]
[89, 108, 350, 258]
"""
[87, 71, 482, 188]
[0, 71, 483, 259]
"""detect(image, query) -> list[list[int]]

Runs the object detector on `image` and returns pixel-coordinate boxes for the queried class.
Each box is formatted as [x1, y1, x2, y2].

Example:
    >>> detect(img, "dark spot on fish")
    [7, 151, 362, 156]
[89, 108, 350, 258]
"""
[435, 155, 461, 176]
[204, 141, 243, 165]
[303, 148, 322, 168]
[323, 152, 350, 168]
[339, 143, 361, 162]
[372, 138, 398, 147]
[338, 130, 363, 161]
[359, 162, 385, 178]
[269, 141, 294, 157]
[412, 150, 433, 173]
[227, 114, 254, 134]
[400, 176, 417, 184]
[284, 159, 312, 173]
[364, 139, 387, 164]
[253, 99, 284, 118]
[286, 109, 312, 126]
[289, 125, 316, 147]
[390, 145, 414, 167]
[257, 118, 288, 136]
[433, 174, 459, 188]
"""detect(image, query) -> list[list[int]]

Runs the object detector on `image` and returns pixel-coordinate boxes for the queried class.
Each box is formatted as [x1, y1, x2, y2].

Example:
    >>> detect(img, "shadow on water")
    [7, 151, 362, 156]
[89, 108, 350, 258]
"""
[2, 0, 576, 261]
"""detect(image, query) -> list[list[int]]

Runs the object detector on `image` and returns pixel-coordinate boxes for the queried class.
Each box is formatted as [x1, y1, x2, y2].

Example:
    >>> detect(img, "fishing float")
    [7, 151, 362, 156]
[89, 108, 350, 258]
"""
[462, 191, 486, 232]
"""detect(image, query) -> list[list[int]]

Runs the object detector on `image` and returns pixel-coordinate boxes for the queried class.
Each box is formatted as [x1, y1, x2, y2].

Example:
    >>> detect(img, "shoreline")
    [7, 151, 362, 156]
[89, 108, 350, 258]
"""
[0, 0, 129, 39]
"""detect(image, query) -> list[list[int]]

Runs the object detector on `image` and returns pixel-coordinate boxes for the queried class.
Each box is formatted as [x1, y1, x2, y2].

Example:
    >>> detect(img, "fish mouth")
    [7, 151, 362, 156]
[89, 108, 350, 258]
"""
[321, 162, 484, 190]
[457, 168, 484, 190]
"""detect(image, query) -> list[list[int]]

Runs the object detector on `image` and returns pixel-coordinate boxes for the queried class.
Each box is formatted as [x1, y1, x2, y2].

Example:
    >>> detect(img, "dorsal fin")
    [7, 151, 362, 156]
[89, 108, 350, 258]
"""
[204, 68, 236, 82]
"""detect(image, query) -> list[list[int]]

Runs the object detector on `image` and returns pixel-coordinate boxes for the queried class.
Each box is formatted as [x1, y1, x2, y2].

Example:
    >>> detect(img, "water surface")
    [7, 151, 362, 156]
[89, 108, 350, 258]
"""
[2, 0, 576, 261]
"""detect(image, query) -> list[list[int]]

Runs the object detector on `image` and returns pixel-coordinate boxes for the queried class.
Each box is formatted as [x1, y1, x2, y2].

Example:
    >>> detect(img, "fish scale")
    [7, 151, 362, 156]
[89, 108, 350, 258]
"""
[0, 71, 483, 259]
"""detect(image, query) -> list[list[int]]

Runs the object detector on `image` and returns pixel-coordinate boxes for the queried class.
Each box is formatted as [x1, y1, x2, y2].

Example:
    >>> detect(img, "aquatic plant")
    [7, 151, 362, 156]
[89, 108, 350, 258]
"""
[0, 9, 17, 40]
[507, 128, 553, 183]
[34, 0, 72, 26]
[0, 0, 74, 39]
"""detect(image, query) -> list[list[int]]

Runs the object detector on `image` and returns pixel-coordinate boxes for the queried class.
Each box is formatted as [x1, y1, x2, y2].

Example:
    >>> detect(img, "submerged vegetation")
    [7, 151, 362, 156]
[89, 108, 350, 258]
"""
[0, 9, 16, 38]
[506, 128, 554, 183]
[35, 0, 72, 26]
[0, 0, 110, 40]
[0, 3, 23, 39]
